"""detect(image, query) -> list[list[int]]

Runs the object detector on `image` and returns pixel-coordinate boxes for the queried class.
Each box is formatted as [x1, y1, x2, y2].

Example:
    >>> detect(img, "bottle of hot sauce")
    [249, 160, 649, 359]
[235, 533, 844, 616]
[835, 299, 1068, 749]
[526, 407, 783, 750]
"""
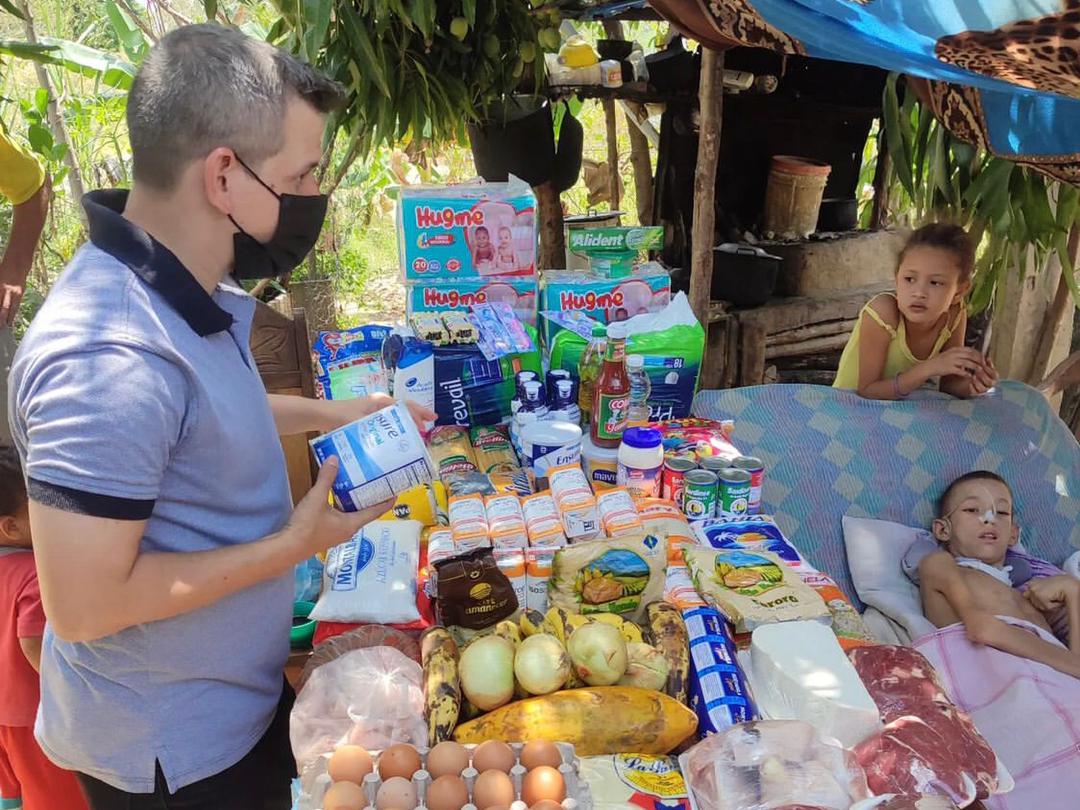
[591, 322, 630, 448]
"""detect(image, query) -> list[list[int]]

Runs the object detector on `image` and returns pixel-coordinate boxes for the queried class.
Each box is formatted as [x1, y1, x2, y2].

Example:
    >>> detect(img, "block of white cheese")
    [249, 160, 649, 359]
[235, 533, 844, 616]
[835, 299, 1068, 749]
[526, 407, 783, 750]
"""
[748, 621, 881, 748]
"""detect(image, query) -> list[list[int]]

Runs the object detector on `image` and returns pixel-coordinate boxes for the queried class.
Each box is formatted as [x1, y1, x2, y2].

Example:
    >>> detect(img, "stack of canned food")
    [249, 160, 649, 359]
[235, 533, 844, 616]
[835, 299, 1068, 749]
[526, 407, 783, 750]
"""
[661, 454, 764, 522]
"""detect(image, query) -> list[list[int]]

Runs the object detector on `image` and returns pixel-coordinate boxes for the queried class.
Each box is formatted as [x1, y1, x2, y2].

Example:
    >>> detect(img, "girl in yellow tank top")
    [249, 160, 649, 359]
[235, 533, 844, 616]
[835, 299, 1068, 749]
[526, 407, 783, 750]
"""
[833, 224, 998, 399]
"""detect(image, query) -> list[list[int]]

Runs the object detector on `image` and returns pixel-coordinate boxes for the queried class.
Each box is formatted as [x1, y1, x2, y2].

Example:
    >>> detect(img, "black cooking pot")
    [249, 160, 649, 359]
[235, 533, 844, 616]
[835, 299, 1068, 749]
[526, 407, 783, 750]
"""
[817, 198, 859, 232]
[711, 243, 782, 308]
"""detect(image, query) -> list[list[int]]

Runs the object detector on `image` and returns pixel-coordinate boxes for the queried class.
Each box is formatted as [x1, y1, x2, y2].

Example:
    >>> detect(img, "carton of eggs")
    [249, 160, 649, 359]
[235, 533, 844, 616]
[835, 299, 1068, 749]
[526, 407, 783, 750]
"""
[309, 740, 591, 810]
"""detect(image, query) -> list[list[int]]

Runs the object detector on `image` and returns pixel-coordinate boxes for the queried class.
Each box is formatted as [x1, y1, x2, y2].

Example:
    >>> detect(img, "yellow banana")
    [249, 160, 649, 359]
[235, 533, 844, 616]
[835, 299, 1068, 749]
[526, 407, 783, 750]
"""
[519, 609, 546, 638]
[493, 620, 521, 648]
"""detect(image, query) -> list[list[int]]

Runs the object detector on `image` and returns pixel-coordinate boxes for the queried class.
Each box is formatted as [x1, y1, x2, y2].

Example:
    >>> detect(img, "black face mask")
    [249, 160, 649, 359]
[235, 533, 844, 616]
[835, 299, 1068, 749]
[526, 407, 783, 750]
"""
[229, 154, 328, 280]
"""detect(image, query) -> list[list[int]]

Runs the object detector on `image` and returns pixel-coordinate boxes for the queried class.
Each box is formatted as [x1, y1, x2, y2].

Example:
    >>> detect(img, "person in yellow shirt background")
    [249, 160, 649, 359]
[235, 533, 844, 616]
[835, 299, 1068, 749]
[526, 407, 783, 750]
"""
[0, 128, 50, 447]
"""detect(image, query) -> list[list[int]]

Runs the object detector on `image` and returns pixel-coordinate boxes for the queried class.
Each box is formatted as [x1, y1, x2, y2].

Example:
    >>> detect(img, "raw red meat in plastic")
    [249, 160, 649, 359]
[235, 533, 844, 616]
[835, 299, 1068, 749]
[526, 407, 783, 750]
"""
[849, 645, 999, 805]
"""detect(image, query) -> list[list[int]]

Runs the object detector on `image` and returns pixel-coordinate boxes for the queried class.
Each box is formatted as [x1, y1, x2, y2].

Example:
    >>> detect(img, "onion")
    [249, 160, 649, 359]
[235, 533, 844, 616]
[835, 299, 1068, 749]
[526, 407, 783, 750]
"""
[459, 635, 516, 710]
[618, 642, 670, 691]
[514, 633, 571, 695]
[567, 621, 628, 686]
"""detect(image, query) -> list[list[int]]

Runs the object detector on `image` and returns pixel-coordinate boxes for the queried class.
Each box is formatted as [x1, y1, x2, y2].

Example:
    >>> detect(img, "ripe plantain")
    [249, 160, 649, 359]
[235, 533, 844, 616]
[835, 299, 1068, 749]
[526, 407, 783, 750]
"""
[646, 601, 690, 705]
[421, 626, 461, 745]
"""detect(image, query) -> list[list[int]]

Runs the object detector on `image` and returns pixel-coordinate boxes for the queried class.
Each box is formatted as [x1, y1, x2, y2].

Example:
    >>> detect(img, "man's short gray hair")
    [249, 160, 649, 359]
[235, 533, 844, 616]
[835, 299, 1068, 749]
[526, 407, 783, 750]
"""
[127, 24, 345, 190]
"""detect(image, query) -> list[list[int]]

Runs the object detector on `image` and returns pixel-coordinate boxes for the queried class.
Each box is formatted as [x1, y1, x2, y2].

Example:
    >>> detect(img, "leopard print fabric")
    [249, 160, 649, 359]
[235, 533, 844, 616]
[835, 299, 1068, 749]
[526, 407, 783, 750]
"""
[935, 2, 1080, 100]
[703, 0, 806, 54]
[926, 80, 1080, 185]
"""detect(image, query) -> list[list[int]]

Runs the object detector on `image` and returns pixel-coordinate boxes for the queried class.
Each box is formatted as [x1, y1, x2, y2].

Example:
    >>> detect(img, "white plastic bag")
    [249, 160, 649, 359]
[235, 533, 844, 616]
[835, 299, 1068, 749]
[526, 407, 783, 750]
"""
[679, 720, 870, 810]
[290, 646, 427, 771]
[310, 520, 422, 624]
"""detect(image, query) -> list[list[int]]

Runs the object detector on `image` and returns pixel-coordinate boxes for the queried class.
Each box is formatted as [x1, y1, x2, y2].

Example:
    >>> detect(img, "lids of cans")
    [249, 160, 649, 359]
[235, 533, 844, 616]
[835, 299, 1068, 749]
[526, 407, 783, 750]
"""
[718, 467, 752, 484]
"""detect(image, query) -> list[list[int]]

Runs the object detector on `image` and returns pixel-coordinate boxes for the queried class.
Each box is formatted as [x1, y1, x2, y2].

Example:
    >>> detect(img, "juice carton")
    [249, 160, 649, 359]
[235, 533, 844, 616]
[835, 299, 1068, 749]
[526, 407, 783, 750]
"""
[397, 180, 537, 280]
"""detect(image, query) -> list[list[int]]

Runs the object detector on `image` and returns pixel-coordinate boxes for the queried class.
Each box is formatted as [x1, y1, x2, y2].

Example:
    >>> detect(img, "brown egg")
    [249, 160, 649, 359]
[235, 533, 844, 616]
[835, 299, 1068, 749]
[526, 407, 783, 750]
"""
[521, 767, 566, 807]
[379, 744, 422, 781]
[426, 774, 469, 810]
[427, 741, 470, 779]
[519, 741, 562, 771]
[471, 740, 516, 774]
[530, 802, 564, 810]
[482, 806, 511, 810]
[328, 745, 374, 785]
[473, 769, 516, 809]
[324, 780, 366, 810]
[376, 776, 418, 810]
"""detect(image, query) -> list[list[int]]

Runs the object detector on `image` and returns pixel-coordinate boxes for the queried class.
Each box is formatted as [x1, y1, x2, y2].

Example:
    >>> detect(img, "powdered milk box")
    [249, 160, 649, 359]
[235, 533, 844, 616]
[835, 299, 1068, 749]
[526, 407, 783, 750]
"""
[406, 276, 538, 327]
[310, 404, 436, 512]
[539, 264, 671, 344]
[398, 179, 538, 280]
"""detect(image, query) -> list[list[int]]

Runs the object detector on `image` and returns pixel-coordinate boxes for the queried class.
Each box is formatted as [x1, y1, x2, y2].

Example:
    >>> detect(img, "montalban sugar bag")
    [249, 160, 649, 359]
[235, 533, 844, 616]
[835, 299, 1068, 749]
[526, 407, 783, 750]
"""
[311, 521, 423, 625]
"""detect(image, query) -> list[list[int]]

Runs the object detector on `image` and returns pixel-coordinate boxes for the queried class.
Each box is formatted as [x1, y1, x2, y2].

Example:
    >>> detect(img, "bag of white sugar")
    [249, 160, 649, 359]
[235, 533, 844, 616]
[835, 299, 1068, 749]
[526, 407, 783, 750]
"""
[310, 520, 422, 625]
[310, 404, 435, 511]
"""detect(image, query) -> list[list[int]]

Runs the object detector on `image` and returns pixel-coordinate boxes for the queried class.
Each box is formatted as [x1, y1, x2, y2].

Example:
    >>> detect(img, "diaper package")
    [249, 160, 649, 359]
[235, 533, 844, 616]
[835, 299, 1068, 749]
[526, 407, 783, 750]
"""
[406, 277, 538, 327]
[539, 265, 670, 344]
[312, 325, 392, 400]
[549, 293, 705, 421]
[430, 329, 542, 427]
[397, 179, 537, 280]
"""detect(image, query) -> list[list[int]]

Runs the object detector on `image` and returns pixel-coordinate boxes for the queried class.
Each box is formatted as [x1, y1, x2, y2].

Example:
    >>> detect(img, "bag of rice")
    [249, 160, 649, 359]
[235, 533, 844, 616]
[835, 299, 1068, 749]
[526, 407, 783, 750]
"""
[310, 521, 422, 625]
[548, 532, 667, 623]
[682, 548, 830, 632]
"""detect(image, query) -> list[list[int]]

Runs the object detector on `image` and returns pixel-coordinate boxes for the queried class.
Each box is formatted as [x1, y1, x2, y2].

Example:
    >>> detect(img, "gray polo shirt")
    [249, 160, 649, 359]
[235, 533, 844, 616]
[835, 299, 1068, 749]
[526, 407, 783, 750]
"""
[9, 190, 294, 793]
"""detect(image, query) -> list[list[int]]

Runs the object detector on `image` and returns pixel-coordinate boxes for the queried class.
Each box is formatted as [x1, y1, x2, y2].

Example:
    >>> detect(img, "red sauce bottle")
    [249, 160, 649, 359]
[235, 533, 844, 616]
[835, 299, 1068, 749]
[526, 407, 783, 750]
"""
[590, 322, 630, 448]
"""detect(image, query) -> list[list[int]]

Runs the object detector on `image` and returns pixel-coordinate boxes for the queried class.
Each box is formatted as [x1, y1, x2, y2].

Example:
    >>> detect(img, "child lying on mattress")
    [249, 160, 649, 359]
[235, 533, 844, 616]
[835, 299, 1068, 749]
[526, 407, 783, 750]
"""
[920, 470, 1080, 679]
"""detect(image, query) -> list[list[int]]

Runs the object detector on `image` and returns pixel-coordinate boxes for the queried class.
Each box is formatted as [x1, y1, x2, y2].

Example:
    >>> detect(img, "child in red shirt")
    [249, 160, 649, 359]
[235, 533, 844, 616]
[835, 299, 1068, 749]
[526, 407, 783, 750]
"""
[0, 448, 87, 810]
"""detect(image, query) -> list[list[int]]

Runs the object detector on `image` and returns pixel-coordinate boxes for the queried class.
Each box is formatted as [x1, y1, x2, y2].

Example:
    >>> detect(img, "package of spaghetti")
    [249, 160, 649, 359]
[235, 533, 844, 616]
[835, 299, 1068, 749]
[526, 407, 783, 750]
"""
[470, 425, 519, 473]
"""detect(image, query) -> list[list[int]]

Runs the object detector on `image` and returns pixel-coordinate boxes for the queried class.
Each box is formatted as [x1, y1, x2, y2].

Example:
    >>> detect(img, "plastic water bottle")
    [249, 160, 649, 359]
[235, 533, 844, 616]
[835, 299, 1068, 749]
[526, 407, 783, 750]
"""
[627, 354, 651, 427]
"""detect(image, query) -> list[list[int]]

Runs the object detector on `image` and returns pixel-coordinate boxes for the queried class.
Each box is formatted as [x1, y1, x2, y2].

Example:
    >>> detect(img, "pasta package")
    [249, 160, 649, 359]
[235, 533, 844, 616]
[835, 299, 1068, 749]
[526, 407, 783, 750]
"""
[638, 498, 696, 563]
[682, 548, 830, 633]
[428, 426, 479, 478]
[548, 532, 667, 623]
[470, 425, 520, 473]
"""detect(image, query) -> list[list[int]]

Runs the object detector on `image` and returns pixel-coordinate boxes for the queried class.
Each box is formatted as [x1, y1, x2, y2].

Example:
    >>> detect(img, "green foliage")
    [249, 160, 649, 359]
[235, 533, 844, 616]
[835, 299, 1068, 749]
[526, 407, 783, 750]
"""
[242, 0, 564, 156]
[0, 36, 134, 88]
[882, 73, 1080, 313]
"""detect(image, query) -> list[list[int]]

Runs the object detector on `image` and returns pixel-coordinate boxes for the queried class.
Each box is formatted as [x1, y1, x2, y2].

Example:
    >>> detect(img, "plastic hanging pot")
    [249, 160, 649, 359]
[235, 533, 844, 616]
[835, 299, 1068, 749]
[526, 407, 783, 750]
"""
[469, 95, 557, 187]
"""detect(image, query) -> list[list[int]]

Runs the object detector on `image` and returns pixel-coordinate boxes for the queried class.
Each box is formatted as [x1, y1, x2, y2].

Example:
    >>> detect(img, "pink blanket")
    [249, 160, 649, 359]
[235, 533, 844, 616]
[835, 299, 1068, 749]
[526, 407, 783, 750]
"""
[915, 618, 1080, 810]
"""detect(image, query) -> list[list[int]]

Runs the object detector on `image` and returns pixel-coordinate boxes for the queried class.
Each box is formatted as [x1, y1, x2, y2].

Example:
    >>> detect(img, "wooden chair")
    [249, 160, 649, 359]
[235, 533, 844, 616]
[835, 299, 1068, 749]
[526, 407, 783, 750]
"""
[249, 300, 319, 504]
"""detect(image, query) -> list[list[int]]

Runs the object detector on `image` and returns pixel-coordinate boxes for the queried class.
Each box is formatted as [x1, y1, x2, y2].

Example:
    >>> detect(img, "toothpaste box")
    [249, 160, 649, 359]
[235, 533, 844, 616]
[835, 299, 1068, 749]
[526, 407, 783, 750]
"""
[397, 181, 538, 280]
[406, 277, 538, 328]
[310, 404, 436, 512]
[539, 265, 670, 344]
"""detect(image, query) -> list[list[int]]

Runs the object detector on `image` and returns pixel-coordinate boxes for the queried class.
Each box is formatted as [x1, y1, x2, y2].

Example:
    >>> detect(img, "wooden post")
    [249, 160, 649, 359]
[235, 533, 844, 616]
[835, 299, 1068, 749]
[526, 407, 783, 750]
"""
[603, 99, 621, 211]
[625, 102, 655, 224]
[688, 48, 725, 329]
[535, 181, 565, 270]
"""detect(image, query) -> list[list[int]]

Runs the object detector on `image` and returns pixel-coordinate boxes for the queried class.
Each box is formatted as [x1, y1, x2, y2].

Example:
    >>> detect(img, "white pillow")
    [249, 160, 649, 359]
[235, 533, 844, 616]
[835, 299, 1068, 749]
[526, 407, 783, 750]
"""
[841, 515, 937, 642]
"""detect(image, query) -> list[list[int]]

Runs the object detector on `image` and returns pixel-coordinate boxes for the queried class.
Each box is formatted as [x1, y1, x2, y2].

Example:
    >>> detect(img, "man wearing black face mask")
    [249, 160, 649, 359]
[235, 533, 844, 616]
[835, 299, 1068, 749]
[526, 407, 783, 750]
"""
[6, 24, 433, 810]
